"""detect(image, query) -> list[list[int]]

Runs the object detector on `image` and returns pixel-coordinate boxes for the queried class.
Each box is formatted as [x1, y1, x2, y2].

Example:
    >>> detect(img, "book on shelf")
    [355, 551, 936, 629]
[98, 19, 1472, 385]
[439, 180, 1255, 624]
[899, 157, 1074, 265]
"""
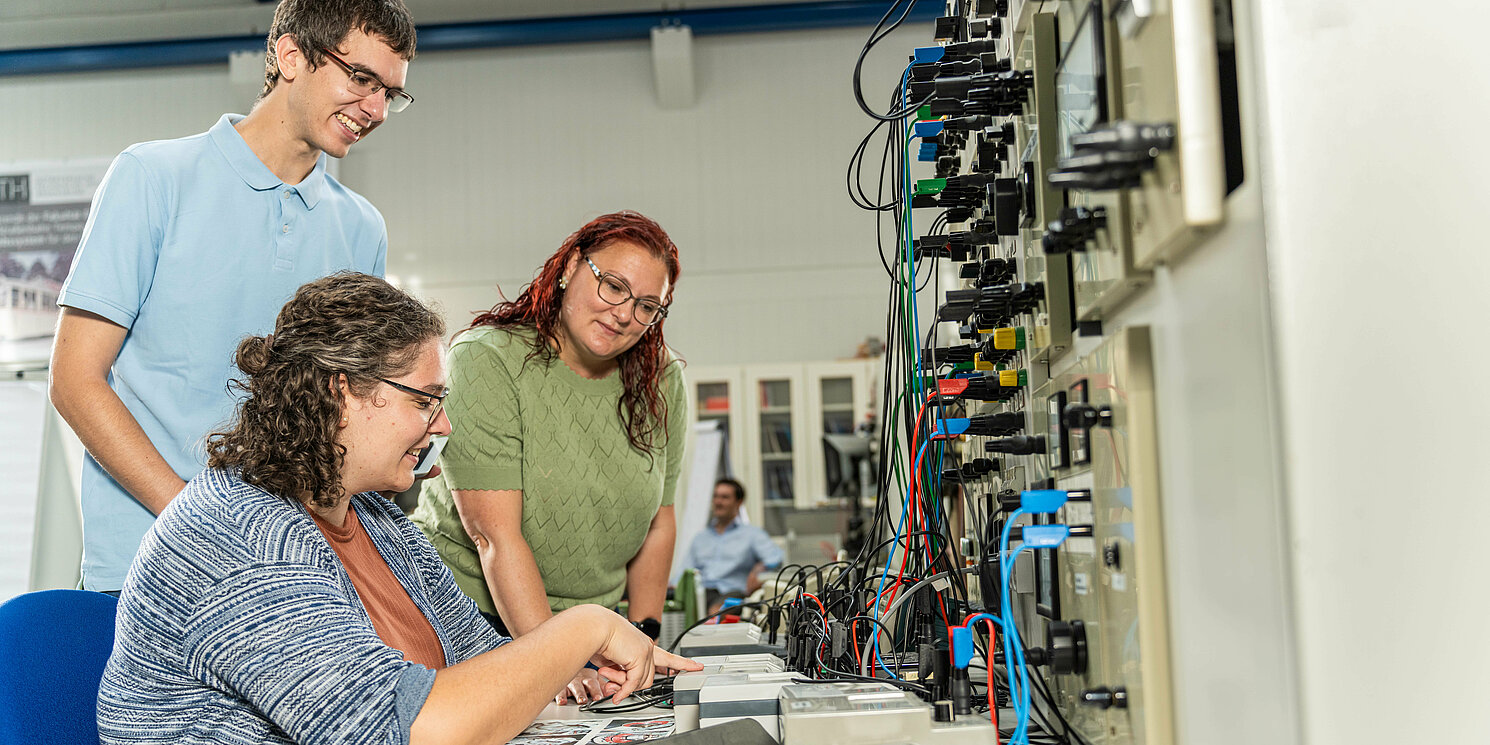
[773, 425, 792, 452]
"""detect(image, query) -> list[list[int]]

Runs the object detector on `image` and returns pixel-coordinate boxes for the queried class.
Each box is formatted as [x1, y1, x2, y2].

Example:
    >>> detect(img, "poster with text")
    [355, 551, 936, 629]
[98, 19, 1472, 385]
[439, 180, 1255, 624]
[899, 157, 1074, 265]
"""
[0, 159, 109, 344]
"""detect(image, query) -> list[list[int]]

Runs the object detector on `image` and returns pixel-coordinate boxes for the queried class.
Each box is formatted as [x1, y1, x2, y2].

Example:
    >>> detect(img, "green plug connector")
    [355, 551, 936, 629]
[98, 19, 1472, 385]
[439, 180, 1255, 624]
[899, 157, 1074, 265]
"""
[914, 178, 947, 196]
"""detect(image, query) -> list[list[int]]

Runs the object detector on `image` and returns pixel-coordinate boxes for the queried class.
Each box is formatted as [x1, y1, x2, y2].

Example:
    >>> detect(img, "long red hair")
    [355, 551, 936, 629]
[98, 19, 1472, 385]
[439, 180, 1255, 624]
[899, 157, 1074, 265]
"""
[469, 211, 682, 456]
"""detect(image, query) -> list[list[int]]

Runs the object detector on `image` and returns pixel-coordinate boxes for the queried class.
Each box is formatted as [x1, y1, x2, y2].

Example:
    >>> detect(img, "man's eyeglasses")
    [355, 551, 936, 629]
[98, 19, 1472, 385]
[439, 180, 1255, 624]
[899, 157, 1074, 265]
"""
[380, 378, 447, 424]
[585, 257, 669, 327]
[319, 49, 415, 113]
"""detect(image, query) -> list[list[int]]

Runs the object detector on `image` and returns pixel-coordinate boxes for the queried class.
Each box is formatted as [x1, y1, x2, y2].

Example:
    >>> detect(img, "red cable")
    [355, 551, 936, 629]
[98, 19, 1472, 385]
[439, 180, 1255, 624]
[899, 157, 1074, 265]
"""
[850, 619, 862, 665]
[802, 592, 827, 616]
[907, 395, 953, 641]
[984, 618, 1000, 745]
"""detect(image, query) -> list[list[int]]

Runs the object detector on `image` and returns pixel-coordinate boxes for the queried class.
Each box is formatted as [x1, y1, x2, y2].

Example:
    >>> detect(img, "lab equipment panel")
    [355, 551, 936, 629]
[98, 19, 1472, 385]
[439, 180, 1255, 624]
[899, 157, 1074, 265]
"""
[1036, 325, 1175, 745]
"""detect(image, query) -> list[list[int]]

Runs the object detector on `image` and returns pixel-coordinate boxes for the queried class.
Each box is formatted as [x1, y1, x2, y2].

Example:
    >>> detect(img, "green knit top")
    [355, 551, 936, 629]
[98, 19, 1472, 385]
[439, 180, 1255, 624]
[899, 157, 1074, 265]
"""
[411, 325, 687, 615]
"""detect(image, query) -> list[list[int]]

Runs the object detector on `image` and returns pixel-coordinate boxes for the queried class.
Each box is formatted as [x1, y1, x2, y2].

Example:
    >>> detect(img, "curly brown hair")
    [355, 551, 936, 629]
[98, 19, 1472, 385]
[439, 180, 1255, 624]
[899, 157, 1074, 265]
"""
[260, 0, 417, 99]
[207, 272, 444, 508]
[469, 211, 682, 457]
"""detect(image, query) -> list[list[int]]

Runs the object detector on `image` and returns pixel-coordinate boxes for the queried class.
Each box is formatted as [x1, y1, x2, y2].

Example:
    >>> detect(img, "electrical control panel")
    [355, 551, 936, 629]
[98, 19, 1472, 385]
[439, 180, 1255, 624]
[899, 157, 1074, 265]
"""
[1035, 326, 1174, 745]
[1105, 0, 1227, 268]
[1047, 0, 1150, 321]
[747, 1, 1236, 743]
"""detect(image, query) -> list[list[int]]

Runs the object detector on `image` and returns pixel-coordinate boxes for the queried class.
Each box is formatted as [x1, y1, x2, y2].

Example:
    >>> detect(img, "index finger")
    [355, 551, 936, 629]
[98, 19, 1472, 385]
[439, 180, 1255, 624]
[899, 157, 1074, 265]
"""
[653, 648, 703, 674]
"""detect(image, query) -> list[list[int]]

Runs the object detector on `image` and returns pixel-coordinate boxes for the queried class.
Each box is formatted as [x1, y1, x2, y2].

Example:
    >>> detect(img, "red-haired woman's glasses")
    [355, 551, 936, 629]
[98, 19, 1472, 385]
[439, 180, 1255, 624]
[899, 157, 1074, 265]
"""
[585, 257, 669, 326]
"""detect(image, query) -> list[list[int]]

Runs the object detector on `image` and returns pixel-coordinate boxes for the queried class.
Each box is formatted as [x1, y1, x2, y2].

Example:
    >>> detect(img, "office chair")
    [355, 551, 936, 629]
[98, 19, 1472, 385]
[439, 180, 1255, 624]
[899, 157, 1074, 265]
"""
[0, 589, 119, 745]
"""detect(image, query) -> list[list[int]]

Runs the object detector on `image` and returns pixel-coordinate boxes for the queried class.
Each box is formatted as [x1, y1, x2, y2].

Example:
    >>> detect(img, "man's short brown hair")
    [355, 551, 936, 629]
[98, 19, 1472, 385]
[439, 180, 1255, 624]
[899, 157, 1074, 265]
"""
[260, 0, 417, 99]
[715, 478, 746, 502]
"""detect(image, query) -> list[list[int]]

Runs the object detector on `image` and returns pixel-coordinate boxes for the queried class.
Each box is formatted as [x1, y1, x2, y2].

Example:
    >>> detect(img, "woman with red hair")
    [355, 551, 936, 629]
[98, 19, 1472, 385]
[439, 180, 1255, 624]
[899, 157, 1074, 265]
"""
[412, 211, 686, 705]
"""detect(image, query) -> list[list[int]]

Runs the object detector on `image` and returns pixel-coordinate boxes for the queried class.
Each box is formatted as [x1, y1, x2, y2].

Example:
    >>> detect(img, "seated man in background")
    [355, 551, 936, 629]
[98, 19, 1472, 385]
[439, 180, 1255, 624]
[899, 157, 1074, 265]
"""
[684, 478, 785, 613]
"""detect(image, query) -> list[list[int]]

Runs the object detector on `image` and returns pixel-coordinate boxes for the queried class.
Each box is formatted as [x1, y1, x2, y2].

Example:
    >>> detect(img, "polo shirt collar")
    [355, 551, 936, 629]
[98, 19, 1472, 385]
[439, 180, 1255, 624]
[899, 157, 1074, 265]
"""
[210, 113, 329, 209]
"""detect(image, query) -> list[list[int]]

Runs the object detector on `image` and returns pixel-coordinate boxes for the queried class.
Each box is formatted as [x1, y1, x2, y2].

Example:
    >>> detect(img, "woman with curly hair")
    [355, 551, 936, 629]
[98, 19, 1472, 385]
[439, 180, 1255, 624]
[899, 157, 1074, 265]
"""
[411, 211, 686, 706]
[98, 273, 697, 745]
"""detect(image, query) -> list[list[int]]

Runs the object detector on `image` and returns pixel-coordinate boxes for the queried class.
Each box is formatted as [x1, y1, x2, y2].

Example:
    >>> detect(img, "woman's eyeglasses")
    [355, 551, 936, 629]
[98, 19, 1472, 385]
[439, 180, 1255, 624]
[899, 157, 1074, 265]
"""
[584, 257, 669, 326]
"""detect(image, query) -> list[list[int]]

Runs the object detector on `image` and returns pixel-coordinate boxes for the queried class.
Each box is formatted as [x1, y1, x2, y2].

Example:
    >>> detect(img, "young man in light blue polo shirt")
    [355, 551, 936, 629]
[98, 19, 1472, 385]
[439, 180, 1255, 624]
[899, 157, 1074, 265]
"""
[50, 0, 418, 593]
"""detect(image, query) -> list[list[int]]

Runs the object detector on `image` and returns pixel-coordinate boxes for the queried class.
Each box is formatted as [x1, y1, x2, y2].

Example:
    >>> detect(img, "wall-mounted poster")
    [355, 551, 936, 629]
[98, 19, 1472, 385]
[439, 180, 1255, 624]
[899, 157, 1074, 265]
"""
[0, 159, 110, 365]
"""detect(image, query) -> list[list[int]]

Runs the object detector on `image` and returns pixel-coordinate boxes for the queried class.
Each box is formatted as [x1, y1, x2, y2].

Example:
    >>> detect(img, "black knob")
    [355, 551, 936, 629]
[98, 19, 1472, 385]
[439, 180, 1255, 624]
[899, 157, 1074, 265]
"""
[1046, 620, 1088, 675]
[1103, 540, 1121, 569]
[1064, 403, 1113, 429]
[1081, 686, 1128, 709]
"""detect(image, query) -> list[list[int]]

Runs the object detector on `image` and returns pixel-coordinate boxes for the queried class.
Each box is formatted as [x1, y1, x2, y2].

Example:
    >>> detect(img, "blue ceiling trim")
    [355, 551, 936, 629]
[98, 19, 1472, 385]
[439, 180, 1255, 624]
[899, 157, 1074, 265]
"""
[0, 1, 939, 76]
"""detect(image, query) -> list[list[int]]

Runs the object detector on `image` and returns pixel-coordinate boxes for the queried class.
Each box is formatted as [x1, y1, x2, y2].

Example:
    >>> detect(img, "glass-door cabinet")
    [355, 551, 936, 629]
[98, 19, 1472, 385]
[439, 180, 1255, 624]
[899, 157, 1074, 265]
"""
[682, 366, 753, 525]
[804, 360, 877, 504]
[742, 366, 808, 512]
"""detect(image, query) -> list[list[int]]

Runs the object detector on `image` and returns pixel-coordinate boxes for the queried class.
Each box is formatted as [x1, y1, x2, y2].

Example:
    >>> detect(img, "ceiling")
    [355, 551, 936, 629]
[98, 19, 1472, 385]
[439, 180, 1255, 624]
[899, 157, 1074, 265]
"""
[0, 0, 838, 50]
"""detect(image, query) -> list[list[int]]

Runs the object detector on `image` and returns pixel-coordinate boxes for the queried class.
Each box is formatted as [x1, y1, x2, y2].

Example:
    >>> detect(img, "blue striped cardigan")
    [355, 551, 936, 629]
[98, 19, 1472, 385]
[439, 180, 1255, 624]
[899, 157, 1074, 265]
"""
[98, 468, 507, 744]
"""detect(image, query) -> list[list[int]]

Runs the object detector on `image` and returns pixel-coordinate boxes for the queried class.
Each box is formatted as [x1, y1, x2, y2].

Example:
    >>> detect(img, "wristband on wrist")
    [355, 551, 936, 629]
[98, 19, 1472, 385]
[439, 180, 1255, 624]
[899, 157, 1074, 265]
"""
[632, 618, 661, 640]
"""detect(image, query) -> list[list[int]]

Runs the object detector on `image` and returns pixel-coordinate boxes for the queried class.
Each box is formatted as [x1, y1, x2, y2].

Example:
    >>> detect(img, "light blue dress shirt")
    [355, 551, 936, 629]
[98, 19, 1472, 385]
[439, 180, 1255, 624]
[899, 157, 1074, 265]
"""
[685, 517, 785, 596]
[59, 114, 387, 591]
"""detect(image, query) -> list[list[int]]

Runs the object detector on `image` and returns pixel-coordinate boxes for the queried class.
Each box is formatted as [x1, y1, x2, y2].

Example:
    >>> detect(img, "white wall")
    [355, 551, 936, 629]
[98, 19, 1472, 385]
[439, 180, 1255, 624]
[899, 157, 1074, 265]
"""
[1245, 1, 1490, 742]
[350, 27, 922, 366]
[0, 25, 927, 368]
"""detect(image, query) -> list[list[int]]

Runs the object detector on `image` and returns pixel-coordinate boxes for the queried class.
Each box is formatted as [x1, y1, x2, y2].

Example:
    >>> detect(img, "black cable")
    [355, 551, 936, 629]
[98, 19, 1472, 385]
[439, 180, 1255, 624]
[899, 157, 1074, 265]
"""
[577, 675, 678, 713]
[1028, 665, 1095, 745]
[848, 117, 900, 213]
[852, 0, 934, 122]
[812, 644, 933, 696]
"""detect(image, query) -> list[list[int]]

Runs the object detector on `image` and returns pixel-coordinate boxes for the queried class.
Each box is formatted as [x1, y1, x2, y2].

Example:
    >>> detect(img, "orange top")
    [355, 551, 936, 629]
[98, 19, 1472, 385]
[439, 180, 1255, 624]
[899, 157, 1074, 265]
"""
[311, 505, 446, 670]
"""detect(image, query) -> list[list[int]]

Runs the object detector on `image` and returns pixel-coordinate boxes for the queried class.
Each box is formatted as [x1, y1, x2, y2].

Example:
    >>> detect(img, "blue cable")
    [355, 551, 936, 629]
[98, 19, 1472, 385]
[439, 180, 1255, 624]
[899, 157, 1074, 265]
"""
[871, 437, 928, 680]
[999, 510, 1034, 745]
[900, 63, 926, 412]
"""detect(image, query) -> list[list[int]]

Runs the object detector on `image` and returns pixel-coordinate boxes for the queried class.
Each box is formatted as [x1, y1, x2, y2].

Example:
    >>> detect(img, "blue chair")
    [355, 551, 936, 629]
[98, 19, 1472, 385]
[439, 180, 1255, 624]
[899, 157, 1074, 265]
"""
[0, 590, 119, 745]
